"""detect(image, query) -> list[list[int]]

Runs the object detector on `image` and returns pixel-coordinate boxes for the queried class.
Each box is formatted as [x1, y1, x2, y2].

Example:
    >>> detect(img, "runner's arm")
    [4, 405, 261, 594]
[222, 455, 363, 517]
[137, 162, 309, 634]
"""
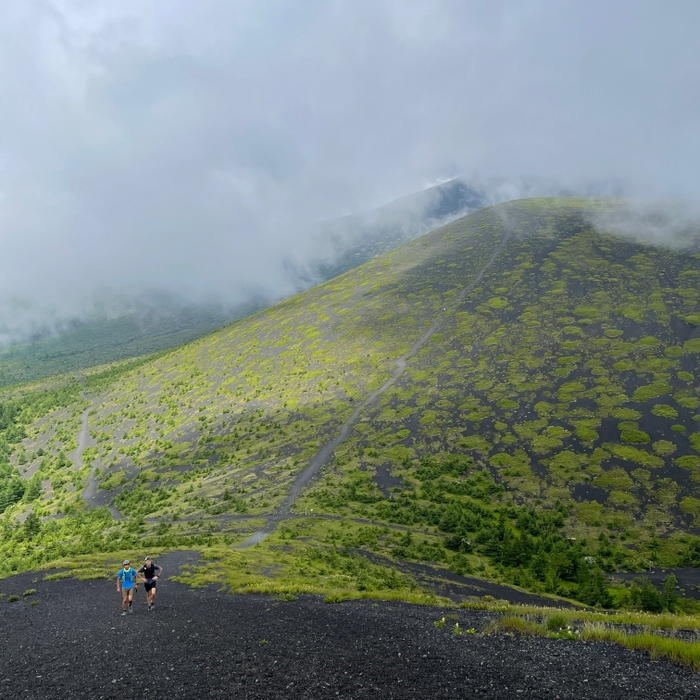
[155, 565, 163, 579]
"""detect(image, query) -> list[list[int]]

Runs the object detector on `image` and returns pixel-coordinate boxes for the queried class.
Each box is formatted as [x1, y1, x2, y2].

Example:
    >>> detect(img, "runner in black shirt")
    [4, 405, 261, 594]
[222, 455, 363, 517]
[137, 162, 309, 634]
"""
[137, 556, 163, 611]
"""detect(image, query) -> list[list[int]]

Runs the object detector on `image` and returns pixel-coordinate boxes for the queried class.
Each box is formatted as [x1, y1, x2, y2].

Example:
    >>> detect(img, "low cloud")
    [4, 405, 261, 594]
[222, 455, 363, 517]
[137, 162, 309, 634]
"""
[590, 200, 700, 251]
[0, 1, 698, 342]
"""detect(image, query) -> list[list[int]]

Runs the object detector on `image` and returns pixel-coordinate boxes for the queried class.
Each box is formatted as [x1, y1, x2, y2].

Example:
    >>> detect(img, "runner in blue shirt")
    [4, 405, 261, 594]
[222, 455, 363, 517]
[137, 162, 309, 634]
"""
[116, 560, 138, 615]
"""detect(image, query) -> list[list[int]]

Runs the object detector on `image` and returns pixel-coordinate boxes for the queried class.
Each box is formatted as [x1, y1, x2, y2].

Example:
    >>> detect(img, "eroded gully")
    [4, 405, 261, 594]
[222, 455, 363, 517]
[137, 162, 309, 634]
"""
[77, 398, 122, 520]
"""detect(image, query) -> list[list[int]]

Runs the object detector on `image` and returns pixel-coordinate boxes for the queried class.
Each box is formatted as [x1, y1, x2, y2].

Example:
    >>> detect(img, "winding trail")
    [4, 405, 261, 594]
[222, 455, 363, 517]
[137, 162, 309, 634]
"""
[239, 231, 511, 547]
[77, 398, 122, 521]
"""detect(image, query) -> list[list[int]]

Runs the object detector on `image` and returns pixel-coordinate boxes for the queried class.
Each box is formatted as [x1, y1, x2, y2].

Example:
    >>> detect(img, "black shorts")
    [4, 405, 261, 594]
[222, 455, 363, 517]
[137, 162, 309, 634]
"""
[144, 580, 156, 592]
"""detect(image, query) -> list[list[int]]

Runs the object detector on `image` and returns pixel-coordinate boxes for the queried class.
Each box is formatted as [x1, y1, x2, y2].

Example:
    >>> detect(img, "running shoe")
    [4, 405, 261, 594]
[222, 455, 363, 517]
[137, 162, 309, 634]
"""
[121, 611, 127, 616]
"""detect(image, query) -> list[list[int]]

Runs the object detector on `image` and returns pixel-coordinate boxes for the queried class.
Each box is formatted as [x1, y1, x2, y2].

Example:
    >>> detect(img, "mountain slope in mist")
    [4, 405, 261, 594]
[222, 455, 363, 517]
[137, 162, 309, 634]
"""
[0, 180, 486, 389]
[0, 304, 245, 388]
[304, 178, 486, 282]
[7, 197, 700, 600]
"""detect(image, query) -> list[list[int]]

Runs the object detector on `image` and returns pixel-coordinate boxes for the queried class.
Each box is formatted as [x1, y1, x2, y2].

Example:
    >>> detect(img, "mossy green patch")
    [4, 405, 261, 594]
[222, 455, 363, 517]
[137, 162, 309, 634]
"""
[652, 404, 678, 419]
[592, 468, 634, 491]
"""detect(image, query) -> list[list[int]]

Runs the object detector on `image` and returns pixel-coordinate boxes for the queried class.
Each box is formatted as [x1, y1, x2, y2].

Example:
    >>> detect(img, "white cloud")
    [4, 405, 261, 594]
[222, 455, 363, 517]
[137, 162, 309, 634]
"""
[0, 0, 697, 331]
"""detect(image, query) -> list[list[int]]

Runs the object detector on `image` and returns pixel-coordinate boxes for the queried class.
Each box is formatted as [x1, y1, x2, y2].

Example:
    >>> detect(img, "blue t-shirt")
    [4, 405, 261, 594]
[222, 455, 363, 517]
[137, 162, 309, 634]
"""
[117, 567, 137, 589]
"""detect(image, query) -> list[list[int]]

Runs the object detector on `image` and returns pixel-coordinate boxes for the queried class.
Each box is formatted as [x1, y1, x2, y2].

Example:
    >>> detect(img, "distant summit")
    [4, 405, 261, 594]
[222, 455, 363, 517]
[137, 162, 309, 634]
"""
[304, 178, 487, 284]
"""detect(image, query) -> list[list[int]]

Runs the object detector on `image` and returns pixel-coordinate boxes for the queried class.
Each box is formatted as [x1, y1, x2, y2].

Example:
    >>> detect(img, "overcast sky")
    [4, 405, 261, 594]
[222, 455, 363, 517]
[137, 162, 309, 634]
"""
[1, 0, 698, 332]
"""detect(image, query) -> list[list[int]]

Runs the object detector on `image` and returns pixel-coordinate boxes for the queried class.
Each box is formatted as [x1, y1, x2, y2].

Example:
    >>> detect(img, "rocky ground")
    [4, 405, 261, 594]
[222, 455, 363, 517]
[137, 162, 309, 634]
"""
[0, 552, 699, 699]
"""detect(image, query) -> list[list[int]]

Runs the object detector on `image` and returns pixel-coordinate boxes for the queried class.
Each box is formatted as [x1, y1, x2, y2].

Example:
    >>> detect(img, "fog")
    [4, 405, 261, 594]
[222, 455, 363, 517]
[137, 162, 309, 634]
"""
[1, 0, 698, 342]
[592, 200, 700, 251]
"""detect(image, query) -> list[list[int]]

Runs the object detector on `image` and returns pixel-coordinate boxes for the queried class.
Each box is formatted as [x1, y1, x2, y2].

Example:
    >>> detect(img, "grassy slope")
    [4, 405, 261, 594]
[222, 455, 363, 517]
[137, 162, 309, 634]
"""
[0, 180, 484, 389]
[6, 197, 700, 600]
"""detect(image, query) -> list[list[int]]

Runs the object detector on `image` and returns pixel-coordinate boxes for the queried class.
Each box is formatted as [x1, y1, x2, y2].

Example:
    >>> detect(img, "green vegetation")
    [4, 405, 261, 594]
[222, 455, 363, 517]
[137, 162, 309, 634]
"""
[0, 379, 83, 515]
[173, 540, 447, 606]
[0, 305, 249, 388]
[2, 197, 700, 616]
[580, 624, 700, 671]
[481, 610, 700, 671]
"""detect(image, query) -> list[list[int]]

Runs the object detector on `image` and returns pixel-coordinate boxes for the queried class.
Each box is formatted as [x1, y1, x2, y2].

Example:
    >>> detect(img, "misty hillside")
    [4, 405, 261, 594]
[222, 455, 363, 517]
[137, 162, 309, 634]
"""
[0, 180, 486, 390]
[0, 304, 247, 388]
[4, 197, 700, 603]
[306, 178, 486, 281]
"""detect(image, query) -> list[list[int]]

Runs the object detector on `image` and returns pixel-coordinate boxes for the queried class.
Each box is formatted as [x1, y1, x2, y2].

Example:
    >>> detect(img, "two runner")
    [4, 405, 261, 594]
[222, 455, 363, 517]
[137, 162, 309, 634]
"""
[116, 556, 163, 614]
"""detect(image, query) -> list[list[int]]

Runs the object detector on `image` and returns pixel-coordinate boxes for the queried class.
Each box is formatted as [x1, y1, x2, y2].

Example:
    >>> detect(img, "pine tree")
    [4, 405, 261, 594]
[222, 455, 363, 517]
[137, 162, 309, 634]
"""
[24, 476, 41, 502]
[638, 578, 663, 613]
[23, 510, 41, 538]
[578, 562, 612, 607]
[661, 574, 679, 612]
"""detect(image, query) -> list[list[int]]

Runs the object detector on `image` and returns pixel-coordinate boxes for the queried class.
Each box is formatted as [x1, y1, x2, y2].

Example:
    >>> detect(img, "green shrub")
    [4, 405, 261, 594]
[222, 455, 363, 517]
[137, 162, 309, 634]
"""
[633, 579, 662, 612]
[486, 297, 508, 309]
[690, 433, 700, 452]
[651, 404, 678, 419]
[676, 455, 700, 469]
[652, 441, 676, 456]
[612, 408, 642, 420]
[607, 444, 663, 468]
[633, 382, 671, 402]
[620, 429, 650, 444]
[488, 616, 542, 636]
[546, 613, 570, 631]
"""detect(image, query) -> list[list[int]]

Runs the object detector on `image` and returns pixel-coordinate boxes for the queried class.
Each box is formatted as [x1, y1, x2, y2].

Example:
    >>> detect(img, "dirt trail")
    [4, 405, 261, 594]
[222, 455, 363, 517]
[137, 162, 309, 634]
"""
[240, 230, 511, 547]
[77, 399, 122, 521]
[71, 407, 95, 473]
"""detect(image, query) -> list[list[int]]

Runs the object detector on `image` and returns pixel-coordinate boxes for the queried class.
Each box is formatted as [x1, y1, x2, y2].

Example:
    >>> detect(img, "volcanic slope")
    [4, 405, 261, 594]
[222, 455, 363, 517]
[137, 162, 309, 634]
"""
[0, 179, 484, 389]
[7, 197, 700, 597]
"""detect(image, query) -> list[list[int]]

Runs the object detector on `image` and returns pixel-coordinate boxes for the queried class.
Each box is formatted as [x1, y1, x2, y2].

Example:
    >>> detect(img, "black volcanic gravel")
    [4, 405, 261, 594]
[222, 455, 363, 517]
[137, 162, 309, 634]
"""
[0, 553, 698, 699]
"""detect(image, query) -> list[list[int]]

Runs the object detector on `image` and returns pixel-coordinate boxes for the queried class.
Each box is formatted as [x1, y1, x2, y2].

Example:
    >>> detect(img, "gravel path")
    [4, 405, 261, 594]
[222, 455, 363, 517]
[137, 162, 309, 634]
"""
[0, 552, 698, 699]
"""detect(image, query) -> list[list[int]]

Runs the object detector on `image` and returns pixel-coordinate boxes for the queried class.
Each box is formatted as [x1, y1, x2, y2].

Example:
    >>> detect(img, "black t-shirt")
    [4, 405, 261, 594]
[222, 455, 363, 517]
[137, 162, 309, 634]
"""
[138, 563, 161, 582]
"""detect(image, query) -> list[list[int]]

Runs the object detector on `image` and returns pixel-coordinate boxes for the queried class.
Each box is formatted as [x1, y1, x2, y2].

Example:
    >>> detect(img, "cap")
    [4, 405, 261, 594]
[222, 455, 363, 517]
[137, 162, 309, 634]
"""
[144, 556, 151, 561]
[123, 559, 130, 565]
